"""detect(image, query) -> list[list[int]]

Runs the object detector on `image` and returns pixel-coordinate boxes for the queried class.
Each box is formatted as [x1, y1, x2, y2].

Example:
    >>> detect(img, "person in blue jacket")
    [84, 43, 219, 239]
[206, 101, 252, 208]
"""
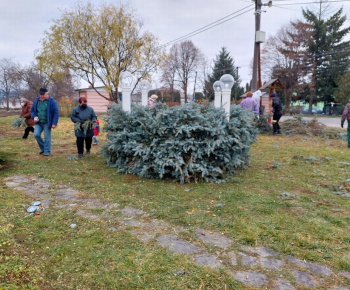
[30, 88, 59, 156]
[70, 97, 97, 158]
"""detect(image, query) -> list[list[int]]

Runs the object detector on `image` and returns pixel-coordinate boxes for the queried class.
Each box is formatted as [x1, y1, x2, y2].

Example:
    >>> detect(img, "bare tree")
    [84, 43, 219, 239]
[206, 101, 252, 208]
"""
[261, 20, 311, 114]
[19, 62, 50, 100]
[0, 58, 21, 110]
[49, 68, 76, 100]
[162, 41, 205, 103]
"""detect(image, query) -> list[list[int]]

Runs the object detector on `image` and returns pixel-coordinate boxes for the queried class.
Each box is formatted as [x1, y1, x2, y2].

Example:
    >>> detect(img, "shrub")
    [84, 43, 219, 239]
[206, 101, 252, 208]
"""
[282, 115, 346, 139]
[256, 114, 272, 133]
[58, 101, 78, 118]
[101, 103, 257, 183]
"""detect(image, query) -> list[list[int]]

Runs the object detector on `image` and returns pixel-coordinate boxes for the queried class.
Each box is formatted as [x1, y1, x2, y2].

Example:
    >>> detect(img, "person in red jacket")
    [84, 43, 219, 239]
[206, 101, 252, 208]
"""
[93, 119, 100, 145]
[19, 97, 34, 139]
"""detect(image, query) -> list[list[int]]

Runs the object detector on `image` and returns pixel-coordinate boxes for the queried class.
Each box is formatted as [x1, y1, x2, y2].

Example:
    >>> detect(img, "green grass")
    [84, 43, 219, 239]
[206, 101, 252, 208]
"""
[1, 116, 350, 289]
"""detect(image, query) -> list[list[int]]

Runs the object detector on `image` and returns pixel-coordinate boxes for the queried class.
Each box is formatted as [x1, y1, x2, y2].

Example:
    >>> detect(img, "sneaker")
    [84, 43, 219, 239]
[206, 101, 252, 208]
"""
[43, 154, 50, 157]
[270, 132, 277, 135]
[39, 151, 44, 154]
[78, 154, 83, 158]
[86, 150, 90, 154]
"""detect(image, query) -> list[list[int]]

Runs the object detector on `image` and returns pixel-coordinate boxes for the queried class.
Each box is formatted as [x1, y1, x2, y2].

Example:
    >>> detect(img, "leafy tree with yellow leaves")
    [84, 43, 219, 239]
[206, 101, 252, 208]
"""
[37, 2, 164, 103]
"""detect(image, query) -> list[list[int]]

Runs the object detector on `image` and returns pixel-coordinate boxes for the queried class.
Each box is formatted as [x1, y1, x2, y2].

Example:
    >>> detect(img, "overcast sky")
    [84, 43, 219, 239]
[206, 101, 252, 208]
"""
[1, 0, 349, 89]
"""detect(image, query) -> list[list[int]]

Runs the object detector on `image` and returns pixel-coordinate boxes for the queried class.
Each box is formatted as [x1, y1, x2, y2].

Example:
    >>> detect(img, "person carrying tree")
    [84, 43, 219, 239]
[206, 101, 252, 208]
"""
[70, 97, 97, 158]
[19, 97, 34, 139]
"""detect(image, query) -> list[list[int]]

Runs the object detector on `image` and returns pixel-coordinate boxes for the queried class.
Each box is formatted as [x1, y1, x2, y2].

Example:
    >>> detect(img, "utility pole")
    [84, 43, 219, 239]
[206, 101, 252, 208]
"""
[251, 0, 271, 91]
[251, 0, 262, 92]
[235, 66, 240, 104]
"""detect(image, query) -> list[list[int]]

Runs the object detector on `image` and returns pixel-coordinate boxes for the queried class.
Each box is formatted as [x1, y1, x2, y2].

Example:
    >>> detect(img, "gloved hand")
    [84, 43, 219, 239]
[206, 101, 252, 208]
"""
[341, 124, 344, 128]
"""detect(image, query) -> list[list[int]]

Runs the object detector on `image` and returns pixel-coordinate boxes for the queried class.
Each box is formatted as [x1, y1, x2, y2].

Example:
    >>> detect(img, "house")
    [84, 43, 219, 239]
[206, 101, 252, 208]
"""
[259, 78, 285, 114]
[75, 86, 111, 113]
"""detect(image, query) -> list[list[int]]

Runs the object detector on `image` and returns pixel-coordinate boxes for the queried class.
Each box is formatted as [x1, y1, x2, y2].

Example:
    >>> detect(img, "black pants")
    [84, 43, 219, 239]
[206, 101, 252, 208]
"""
[272, 113, 282, 133]
[23, 126, 34, 138]
[76, 137, 92, 154]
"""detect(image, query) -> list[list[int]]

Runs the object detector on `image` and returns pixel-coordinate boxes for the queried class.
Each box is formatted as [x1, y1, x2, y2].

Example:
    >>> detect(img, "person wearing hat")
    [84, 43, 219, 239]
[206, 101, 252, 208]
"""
[30, 88, 59, 156]
[19, 97, 34, 139]
[148, 94, 158, 109]
[340, 99, 350, 148]
[270, 93, 283, 135]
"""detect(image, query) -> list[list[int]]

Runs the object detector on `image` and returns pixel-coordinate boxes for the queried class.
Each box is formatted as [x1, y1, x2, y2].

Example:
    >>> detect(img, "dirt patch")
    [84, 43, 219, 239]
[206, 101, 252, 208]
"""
[0, 127, 21, 138]
[0, 109, 21, 117]
[298, 189, 318, 195]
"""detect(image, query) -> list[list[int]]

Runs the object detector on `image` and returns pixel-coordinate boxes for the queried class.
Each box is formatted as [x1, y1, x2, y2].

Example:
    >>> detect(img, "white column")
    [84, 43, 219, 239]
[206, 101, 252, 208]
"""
[122, 87, 131, 112]
[141, 89, 148, 106]
[214, 91, 221, 108]
[221, 89, 231, 121]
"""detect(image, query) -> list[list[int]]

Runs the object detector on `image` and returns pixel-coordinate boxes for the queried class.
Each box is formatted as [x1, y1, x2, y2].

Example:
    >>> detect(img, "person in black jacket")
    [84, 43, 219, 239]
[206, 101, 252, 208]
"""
[70, 97, 97, 158]
[270, 93, 283, 135]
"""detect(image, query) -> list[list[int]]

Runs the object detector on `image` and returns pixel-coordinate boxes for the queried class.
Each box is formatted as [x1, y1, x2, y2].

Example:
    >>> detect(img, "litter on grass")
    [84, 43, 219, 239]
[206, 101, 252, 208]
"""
[26, 201, 44, 213]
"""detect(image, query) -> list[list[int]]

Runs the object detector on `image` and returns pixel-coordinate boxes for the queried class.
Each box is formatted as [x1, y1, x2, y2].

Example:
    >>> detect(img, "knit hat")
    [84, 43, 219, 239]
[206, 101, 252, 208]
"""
[39, 88, 48, 95]
[270, 93, 276, 98]
[20, 97, 28, 102]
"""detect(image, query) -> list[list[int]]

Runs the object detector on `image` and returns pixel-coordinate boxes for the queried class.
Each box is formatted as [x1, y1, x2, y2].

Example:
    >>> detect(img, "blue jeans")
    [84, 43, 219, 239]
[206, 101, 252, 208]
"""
[34, 123, 52, 154]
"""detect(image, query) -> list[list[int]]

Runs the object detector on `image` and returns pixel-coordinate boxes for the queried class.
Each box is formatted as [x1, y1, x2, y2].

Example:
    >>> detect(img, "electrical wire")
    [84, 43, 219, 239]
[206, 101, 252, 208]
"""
[272, 0, 350, 2]
[159, 4, 255, 48]
[273, 0, 350, 5]
[273, 5, 300, 11]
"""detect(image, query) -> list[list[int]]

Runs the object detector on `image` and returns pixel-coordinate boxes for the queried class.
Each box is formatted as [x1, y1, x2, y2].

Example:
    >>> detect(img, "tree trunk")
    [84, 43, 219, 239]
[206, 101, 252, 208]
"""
[284, 90, 292, 115]
[5, 93, 10, 111]
[308, 90, 315, 114]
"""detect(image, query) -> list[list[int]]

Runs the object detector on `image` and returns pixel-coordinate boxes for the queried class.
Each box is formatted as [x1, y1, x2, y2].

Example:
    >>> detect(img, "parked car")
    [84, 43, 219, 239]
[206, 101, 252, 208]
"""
[302, 108, 323, 115]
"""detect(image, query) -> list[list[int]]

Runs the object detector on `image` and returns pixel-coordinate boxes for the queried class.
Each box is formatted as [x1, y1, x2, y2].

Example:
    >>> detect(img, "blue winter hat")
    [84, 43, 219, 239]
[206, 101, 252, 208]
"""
[270, 93, 276, 98]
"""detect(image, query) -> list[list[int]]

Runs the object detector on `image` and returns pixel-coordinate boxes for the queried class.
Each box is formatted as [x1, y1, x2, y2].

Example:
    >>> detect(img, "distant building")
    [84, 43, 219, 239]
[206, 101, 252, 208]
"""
[75, 86, 187, 112]
[75, 86, 111, 113]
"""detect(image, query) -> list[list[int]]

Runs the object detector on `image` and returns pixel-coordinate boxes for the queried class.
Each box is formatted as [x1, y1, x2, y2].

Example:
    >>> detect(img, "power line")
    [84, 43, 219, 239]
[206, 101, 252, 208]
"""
[273, 0, 350, 2]
[274, 0, 350, 5]
[273, 5, 302, 11]
[159, 4, 255, 48]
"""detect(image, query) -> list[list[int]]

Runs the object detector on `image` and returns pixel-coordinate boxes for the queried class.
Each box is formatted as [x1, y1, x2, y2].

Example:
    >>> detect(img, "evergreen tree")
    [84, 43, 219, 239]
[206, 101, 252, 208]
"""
[303, 5, 350, 104]
[334, 70, 350, 105]
[101, 102, 257, 184]
[204, 47, 243, 102]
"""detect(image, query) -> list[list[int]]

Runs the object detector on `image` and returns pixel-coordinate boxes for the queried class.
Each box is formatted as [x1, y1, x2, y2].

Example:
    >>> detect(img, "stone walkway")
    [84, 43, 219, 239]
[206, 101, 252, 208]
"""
[4, 175, 350, 289]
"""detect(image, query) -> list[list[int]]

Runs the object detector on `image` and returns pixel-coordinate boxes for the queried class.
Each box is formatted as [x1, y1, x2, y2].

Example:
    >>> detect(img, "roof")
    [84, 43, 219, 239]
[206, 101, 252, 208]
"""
[259, 78, 285, 90]
[75, 86, 106, 91]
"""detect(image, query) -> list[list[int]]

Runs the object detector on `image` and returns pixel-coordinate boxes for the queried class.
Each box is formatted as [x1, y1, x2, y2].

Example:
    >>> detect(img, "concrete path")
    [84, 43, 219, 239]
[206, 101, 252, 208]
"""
[281, 115, 342, 128]
[5, 175, 350, 289]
